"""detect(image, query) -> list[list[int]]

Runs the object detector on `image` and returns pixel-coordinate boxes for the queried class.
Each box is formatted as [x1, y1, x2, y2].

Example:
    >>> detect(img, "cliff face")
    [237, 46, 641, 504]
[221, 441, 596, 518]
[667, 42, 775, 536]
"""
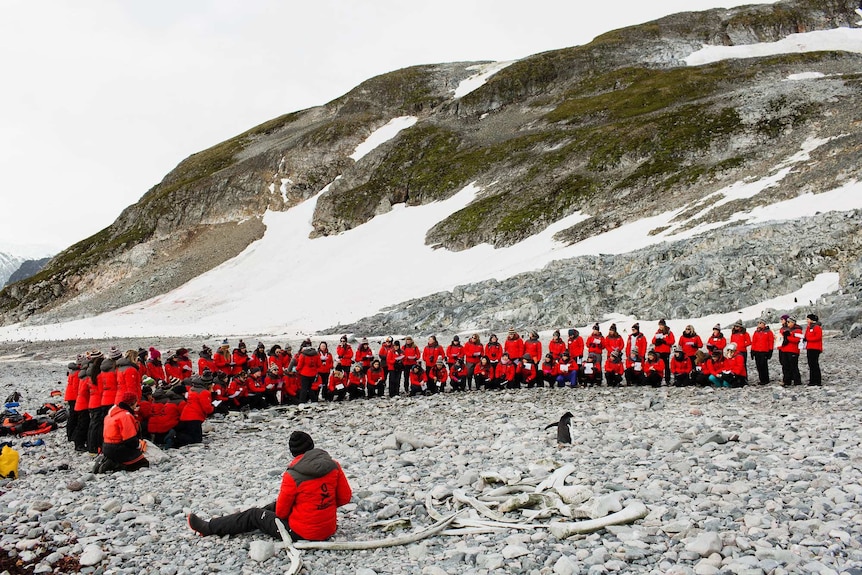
[1, 0, 861, 326]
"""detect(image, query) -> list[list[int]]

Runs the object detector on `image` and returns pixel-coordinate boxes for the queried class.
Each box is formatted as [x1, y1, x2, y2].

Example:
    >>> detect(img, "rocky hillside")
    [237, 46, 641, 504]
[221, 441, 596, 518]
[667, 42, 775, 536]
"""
[1, 0, 861, 328]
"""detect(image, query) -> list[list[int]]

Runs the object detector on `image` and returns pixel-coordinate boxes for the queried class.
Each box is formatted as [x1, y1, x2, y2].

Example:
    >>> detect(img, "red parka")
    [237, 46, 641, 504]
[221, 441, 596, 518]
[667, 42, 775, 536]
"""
[180, 386, 213, 422]
[463, 341, 484, 365]
[804, 324, 823, 352]
[750, 327, 775, 353]
[275, 449, 352, 540]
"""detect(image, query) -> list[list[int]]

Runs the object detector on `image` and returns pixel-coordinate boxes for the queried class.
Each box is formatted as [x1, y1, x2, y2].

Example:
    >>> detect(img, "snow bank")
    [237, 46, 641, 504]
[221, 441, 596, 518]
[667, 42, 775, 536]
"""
[684, 27, 862, 66]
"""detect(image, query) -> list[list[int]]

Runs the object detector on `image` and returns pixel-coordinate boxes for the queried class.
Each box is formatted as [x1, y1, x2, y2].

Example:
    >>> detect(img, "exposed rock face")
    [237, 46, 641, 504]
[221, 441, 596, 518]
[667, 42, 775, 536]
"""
[1, 0, 861, 326]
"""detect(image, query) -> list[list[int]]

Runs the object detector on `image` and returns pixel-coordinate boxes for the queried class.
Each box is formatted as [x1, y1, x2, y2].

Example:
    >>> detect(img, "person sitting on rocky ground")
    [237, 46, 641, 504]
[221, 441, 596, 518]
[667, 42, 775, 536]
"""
[643, 348, 665, 387]
[718, 342, 747, 388]
[670, 346, 691, 387]
[187, 431, 351, 541]
[97, 392, 149, 473]
[604, 350, 624, 387]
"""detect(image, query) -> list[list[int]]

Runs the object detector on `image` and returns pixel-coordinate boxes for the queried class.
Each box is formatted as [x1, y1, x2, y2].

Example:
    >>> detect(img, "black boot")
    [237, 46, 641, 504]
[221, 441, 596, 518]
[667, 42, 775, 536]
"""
[187, 513, 212, 536]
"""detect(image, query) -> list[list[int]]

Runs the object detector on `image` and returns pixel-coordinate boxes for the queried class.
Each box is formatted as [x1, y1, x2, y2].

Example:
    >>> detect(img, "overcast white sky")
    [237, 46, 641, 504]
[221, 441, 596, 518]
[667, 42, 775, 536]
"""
[0, 0, 773, 257]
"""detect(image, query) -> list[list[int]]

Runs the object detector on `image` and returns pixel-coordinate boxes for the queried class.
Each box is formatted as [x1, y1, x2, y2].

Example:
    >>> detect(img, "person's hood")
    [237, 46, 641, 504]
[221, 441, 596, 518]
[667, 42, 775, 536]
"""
[289, 448, 338, 479]
[115, 356, 133, 369]
[301, 347, 319, 357]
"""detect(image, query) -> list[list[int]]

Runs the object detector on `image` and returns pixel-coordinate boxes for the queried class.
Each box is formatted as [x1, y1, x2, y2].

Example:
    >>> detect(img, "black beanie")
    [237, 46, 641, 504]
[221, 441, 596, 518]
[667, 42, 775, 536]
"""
[289, 431, 314, 457]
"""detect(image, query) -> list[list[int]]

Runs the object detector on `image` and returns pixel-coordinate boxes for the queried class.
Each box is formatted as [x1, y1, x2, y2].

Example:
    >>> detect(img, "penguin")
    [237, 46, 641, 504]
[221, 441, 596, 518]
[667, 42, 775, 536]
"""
[544, 411, 574, 445]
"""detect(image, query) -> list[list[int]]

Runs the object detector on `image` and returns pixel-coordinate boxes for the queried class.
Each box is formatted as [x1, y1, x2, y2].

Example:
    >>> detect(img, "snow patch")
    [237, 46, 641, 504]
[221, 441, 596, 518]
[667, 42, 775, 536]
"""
[452, 61, 516, 99]
[349, 116, 418, 162]
[279, 178, 292, 204]
[684, 27, 862, 66]
[785, 71, 826, 81]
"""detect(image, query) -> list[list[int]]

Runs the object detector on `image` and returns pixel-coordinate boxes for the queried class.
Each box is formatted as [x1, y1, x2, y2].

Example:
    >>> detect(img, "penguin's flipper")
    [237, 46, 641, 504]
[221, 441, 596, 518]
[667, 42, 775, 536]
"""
[544, 422, 558, 430]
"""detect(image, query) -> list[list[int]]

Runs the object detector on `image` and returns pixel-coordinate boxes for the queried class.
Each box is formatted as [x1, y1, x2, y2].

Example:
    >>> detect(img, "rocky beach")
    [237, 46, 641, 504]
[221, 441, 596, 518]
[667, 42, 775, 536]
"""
[1, 337, 860, 575]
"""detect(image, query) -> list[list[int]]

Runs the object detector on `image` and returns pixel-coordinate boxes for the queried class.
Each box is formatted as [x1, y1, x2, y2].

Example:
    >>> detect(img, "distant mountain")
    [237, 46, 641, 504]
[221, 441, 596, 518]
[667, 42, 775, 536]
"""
[0, 253, 24, 289]
[4, 257, 51, 288]
[1, 0, 861, 336]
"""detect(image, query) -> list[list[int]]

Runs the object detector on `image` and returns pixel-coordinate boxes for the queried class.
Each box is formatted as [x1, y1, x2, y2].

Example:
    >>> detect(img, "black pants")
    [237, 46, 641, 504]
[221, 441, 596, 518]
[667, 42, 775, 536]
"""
[780, 351, 801, 385]
[207, 502, 302, 540]
[387, 368, 402, 397]
[66, 400, 77, 442]
[625, 369, 645, 386]
[659, 353, 671, 384]
[474, 374, 488, 390]
[807, 349, 821, 385]
[319, 373, 331, 401]
[73, 409, 89, 450]
[88, 406, 107, 454]
[646, 372, 663, 388]
[402, 366, 416, 392]
[299, 375, 317, 403]
[102, 442, 149, 471]
[673, 373, 691, 387]
[174, 420, 203, 447]
[752, 351, 770, 384]
[466, 363, 477, 389]
[605, 372, 623, 387]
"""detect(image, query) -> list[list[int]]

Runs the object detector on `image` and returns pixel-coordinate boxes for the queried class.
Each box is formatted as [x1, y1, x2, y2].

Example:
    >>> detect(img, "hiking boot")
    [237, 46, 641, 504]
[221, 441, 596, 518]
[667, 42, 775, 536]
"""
[187, 513, 211, 536]
[163, 429, 177, 450]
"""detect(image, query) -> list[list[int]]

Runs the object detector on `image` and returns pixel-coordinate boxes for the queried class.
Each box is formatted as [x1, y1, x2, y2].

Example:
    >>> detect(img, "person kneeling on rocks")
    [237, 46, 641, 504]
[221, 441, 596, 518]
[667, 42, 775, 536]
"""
[100, 392, 149, 472]
[187, 431, 351, 541]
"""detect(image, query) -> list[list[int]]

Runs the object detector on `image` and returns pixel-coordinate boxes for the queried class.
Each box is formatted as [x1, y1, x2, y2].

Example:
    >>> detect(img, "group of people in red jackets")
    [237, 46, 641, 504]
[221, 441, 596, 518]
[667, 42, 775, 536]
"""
[63, 315, 824, 465]
[63, 345, 215, 470]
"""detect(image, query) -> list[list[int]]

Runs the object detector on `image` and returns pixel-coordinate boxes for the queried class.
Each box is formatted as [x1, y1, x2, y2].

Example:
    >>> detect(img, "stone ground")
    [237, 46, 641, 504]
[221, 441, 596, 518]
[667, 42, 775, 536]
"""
[0, 337, 860, 575]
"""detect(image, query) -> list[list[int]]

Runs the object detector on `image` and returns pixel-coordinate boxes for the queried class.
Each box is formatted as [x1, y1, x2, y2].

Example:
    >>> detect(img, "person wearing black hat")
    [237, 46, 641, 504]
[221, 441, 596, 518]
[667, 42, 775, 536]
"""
[585, 325, 604, 367]
[778, 316, 803, 386]
[804, 314, 823, 386]
[652, 320, 675, 385]
[446, 335, 464, 369]
[566, 329, 584, 365]
[188, 431, 351, 540]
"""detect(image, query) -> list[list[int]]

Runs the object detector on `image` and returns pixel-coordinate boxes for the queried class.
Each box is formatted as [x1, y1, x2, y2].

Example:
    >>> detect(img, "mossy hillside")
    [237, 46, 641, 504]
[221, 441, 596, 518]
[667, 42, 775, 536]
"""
[427, 172, 599, 249]
[298, 112, 382, 148]
[139, 111, 303, 212]
[319, 125, 559, 231]
[544, 63, 753, 124]
[331, 65, 446, 114]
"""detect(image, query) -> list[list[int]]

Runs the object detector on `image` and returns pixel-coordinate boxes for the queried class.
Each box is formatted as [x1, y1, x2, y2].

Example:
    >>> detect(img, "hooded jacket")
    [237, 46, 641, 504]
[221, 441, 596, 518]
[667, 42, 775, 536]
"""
[99, 358, 119, 407]
[115, 357, 142, 404]
[295, 347, 322, 377]
[275, 448, 352, 540]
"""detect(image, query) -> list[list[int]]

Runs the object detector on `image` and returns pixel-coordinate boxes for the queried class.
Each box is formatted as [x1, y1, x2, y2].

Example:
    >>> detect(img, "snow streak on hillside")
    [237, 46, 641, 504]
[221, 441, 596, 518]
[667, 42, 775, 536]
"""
[684, 27, 862, 66]
[452, 61, 516, 99]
